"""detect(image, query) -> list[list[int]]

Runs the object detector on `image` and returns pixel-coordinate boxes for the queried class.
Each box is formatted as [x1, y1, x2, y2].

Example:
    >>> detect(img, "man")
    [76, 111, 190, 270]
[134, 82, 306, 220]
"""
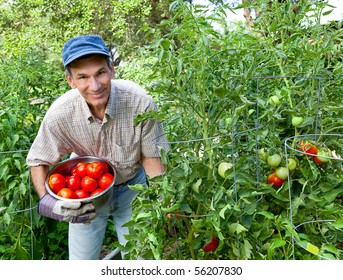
[26, 35, 169, 259]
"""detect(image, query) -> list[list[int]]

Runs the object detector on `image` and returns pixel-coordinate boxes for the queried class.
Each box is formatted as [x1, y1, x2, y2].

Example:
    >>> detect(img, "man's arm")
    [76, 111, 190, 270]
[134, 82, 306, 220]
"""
[30, 165, 49, 199]
[141, 155, 166, 178]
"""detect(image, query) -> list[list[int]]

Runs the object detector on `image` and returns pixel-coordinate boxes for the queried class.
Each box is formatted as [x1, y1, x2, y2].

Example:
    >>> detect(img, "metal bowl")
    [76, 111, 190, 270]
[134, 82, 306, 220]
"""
[45, 156, 116, 211]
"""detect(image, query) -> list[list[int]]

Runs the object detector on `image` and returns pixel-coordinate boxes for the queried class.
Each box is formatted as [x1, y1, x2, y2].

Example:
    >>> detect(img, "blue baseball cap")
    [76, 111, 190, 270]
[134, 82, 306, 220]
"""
[62, 35, 110, 67]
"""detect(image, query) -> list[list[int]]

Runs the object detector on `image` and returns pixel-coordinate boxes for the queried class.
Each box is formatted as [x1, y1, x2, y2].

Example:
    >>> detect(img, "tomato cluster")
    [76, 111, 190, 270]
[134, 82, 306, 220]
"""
[298, 141, 331, 165]
[259, 140, 332, 190]
[48, 161, 114, 199]
[258, 150, 297, 190]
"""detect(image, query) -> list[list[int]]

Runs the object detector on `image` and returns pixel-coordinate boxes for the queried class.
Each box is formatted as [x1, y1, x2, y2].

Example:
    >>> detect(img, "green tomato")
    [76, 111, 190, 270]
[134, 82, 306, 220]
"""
[258, 148, 268, 162]
[275, 166, 288, 180]
[267, 154, 282, 168]
[292, 116, 304, 127]
[218, 161, 233, 179]
[287, 158, 297, 171]
[316, 150, 331, 163]
[268, 95, 281, 106]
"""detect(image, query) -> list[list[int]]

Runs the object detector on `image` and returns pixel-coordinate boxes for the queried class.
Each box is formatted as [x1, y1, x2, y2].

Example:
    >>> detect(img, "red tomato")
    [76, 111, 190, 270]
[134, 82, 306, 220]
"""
[66, 175, 81, 191]
[203, 235, 219, 252]
[81, 176, 98, 193]
[98, 173, 114, 190]
[98, 161, 109, 174]
[267, 172, 284, 189]
[90, 188, 104, 197]
[74, 189, 90, 199]
[48, 173, 66, 194]
[313, 155, 328, 165]
[86, 162, 106, 179]
[299, 141, 318, 156]
[57, 188, 75, 199]
[72, 162, 88, 178]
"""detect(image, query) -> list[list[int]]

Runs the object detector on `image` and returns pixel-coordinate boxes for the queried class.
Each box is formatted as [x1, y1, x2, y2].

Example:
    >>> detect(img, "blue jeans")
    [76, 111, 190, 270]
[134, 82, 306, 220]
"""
[68, 167, 147, 260]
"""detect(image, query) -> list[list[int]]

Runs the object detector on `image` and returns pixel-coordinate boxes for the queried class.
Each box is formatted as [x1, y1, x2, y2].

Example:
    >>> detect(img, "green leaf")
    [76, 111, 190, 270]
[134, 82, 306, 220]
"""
[214, 87, 226, 99]
[330, 219, 343, 229]
[257, 211, 275, 220]
[192, 219, 204, 229]
[136, 212, 152, 220]
[3, 212, 11, 225]
[219, 203, 231, 219]
[228, 223, 248, 234]
[14, 245, 30, 260]
[128, 184, 147, 191]
[192, 178, 202, 193]
[242, 239, 253, 259]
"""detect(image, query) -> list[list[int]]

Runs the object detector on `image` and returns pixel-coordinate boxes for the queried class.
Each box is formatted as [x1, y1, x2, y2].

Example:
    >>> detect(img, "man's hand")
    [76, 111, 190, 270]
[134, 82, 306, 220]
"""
[38, 193, 97, 223]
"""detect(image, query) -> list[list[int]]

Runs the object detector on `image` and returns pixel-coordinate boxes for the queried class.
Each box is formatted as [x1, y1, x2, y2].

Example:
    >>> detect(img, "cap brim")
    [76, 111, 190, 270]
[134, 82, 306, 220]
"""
[64, 50, 110, 67]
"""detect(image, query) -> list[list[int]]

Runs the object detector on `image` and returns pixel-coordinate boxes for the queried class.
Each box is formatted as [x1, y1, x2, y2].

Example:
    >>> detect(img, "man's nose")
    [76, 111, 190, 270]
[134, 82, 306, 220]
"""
[89, 76, 101, 91]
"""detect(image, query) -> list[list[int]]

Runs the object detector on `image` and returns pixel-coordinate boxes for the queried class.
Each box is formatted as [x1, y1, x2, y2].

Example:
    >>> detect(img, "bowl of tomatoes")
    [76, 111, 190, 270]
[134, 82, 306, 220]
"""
[45, 156, 116, 211]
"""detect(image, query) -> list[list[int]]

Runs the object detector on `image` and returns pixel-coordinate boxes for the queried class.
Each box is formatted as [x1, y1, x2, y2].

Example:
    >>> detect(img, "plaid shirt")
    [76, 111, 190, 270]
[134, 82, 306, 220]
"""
[26, 79, 169, 184]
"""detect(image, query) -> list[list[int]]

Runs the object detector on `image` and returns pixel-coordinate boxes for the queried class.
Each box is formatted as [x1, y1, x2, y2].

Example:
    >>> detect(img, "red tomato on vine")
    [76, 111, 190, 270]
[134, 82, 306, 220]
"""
[267, 172, 284, 189]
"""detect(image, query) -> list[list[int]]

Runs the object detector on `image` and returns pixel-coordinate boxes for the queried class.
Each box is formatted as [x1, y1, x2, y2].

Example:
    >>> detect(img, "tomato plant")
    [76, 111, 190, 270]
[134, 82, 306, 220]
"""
[2, 0, 343, 261]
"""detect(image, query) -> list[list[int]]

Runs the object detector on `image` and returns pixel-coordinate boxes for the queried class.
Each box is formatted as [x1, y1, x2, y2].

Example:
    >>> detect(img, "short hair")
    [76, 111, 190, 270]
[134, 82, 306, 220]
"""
[64, 55, 113, 77]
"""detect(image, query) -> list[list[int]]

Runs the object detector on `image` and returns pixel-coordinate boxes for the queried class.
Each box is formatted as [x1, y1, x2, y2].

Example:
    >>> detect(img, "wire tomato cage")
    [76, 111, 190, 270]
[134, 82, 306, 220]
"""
[284, 133, 343, 260]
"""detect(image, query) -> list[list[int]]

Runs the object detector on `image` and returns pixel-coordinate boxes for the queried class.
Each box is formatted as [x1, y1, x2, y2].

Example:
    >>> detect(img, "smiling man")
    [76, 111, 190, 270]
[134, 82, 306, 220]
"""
[26, 35, 169, 259]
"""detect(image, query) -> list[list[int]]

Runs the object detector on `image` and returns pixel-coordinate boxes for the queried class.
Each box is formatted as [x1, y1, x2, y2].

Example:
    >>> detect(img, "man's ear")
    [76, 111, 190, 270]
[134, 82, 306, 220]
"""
[65, 74, 76, 89]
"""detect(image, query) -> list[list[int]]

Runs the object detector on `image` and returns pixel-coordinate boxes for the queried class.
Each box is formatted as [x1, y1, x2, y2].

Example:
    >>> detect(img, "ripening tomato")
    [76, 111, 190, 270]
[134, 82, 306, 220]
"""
[66, 175, 81, 191]
[90, 188, 104, 197]
[275, 167, 288, 180]
[314, 150, 331, 165]
[299, 141, 318, 156]
[81, 176, 98, 193]
[98, 173, 114, 189]
[203, 235, 219, 252]
[267, 172, 284, 189]
[74, 189, 90, 199]
[86, 162, 106, 179]
[57, 187, 75, 199]
[71, 162, 88, 178]
[48, 173, 66, 194]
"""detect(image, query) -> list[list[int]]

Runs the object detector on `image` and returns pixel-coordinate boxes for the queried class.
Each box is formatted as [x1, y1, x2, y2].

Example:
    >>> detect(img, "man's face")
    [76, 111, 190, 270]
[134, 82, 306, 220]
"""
[65, 55, 114, 110]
